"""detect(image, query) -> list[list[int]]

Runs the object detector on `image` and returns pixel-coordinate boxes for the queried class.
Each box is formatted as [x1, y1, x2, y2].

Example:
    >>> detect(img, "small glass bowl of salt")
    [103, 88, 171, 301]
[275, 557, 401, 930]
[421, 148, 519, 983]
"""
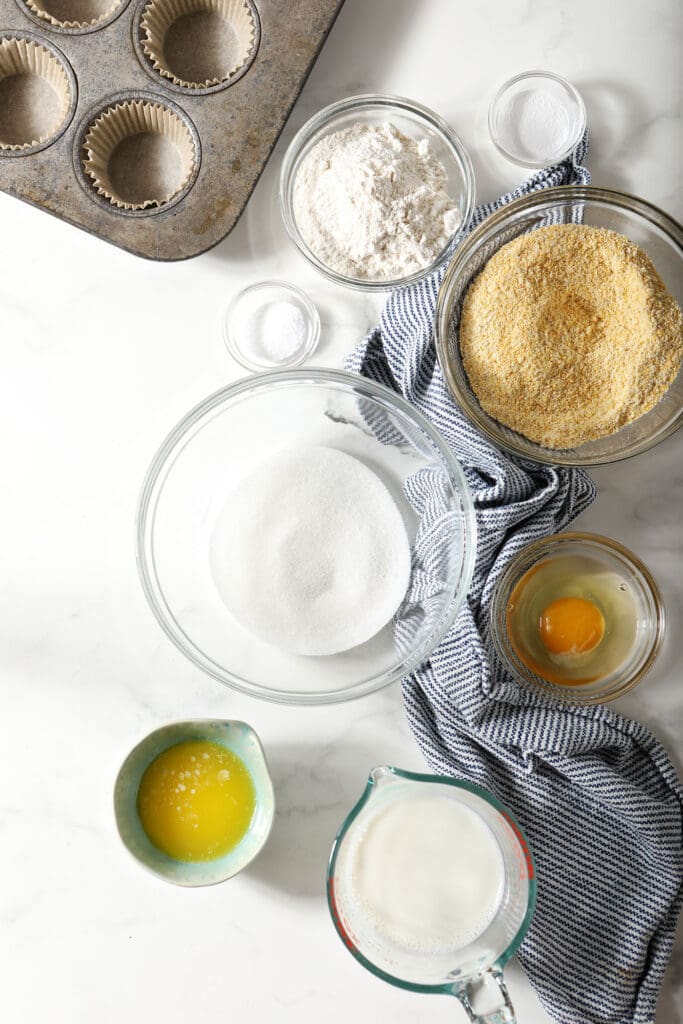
[488, 70, 586, 168]
[223, 280, 320, 372]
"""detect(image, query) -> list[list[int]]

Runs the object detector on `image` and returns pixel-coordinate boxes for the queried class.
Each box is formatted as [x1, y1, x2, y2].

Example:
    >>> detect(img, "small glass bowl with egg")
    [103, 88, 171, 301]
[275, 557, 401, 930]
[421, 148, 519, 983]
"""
[489, 533, 665, 704]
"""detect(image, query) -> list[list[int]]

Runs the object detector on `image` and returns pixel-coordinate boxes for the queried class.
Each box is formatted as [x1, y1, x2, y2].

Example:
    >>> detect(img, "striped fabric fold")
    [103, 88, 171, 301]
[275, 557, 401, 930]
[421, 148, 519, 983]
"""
[347, 135, 683, 1024]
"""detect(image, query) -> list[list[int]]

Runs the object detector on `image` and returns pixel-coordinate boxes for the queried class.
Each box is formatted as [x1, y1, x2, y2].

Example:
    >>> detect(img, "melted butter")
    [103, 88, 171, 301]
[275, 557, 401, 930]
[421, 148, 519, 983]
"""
[137, 740, 255, 862]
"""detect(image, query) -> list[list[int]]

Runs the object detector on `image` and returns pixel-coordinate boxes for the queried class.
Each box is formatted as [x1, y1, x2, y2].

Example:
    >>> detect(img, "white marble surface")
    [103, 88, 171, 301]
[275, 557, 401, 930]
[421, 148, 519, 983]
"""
[1, 1, 681, 1021]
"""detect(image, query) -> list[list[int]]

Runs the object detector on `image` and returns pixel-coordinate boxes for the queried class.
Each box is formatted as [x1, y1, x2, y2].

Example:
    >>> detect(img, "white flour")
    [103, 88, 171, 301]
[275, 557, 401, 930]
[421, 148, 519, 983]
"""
[209, 446, 411, 656]
[292, 123, 460, 281]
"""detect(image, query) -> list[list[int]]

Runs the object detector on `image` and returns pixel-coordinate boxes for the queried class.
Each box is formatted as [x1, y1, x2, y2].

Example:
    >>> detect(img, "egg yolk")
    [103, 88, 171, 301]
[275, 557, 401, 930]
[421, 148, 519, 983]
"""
[136, 740, 255, 862]
[539, 596, 605, 656]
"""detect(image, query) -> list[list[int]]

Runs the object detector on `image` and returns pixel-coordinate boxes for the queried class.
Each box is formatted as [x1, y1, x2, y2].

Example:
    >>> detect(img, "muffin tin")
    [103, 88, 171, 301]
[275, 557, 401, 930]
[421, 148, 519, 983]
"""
[0, 0, 344, 258]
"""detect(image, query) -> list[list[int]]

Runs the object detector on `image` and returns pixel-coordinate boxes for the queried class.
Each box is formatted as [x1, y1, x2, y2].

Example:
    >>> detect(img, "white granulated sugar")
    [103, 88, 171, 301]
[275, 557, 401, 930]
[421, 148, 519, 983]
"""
[209, 446, 412, 656]
[292, 122, 460, 281]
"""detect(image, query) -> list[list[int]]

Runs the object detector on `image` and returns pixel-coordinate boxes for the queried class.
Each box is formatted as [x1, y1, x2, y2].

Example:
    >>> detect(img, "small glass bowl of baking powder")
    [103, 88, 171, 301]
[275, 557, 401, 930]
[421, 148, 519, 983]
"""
[280, 94, 475, 291]
[223, 280, 320, 372]
[489, 70, 586, 167]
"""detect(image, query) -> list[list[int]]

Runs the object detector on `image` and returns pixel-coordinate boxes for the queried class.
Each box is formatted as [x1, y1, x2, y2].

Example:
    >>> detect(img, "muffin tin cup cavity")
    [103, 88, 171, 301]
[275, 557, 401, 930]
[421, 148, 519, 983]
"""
[19, 0, 128, 33]
[80, 96, 199, 212]
[0, 33, 76, 154]
[137, 0, 258, 92]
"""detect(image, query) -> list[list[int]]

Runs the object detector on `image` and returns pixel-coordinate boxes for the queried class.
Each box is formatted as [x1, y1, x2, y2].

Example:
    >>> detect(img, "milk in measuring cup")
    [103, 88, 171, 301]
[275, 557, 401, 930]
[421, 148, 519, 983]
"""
[350, 795, 505, 953]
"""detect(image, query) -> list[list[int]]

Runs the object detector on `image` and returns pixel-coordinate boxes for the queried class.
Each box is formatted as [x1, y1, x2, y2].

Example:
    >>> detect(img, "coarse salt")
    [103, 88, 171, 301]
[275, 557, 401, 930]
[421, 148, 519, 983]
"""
[230, 289, 309, 366]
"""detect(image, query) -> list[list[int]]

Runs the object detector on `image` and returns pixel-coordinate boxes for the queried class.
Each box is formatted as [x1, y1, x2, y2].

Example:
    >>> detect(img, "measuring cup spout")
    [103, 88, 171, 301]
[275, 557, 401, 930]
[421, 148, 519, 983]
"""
[453, 968, 517, 1023]
[368, 765, 395, 788]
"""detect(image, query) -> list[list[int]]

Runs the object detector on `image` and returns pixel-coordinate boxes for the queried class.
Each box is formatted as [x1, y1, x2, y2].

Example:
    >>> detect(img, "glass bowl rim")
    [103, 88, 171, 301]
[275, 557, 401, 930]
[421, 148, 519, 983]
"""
[488, 531, 666, 705]
[222, 279, 321, 372]
[135, 367, 478, 705]
[279, 92, 476, 292]
[488, 69, 587, 168]
[435, 185, 683, 467]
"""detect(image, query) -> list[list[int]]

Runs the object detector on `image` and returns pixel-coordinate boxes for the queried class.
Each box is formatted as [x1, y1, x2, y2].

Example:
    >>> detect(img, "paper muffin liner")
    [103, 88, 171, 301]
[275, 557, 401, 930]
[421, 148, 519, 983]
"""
[0, 36, 72, 151]
[21, 0, 124, 31]
[140, 0, 256, 89]
[81, 99, 198, 210]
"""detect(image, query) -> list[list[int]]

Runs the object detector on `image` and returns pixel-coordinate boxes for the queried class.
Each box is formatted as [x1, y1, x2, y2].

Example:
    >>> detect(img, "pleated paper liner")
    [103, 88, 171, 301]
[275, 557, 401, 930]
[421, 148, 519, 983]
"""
[0, 35, 74, 152]
[21, 0, 126, 32]
[81, 99, 198, 211]
[139, 0, 257, 90]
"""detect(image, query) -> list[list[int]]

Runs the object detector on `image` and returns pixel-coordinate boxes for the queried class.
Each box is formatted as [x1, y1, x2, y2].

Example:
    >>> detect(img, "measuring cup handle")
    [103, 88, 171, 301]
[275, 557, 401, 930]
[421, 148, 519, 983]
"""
[455, 967, 517, 1024]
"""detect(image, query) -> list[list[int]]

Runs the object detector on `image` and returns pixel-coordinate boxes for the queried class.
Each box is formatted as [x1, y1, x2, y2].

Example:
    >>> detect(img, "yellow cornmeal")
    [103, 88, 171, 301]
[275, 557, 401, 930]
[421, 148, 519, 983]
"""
[137, 740, 255, 862]
[459, 224, 683, 448]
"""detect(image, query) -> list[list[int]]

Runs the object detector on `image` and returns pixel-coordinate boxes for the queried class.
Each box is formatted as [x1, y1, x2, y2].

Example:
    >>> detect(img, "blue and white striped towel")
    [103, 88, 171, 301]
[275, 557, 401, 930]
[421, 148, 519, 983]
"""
[347, 136, 683, 1024]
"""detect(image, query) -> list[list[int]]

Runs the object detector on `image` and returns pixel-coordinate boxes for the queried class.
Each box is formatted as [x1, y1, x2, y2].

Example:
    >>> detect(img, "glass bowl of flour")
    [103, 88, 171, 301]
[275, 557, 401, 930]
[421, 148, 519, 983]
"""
[136, 369, 476, 704]
[280, 95, 475, 290]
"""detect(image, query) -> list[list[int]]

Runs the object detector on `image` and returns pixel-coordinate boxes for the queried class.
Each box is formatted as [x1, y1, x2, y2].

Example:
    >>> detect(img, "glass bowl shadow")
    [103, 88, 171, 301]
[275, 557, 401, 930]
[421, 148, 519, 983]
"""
[136, 369, 476, 705]
[435, 186, 683, 466]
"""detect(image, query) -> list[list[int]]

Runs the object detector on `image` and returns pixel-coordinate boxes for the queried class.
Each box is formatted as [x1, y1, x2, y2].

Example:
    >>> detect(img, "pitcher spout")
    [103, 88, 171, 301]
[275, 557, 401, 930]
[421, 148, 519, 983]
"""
[368, 765, 396, 788]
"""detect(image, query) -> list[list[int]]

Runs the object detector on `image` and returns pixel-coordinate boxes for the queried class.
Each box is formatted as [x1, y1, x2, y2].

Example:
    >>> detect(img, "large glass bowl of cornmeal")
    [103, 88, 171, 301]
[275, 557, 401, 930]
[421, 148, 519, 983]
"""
[136, 369, 476, 703]
[436, 186, 683, 466]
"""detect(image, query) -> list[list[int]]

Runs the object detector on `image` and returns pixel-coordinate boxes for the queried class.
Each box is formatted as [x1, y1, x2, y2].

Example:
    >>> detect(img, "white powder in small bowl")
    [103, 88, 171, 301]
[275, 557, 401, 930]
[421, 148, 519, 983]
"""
[224, 281, 320, 370]
[490, 75, 585, 166]
[234, 297, 307, 363]
[292, 122, 460, 282]
[500, 88, 575, 162]
[209, 446, 412, 656]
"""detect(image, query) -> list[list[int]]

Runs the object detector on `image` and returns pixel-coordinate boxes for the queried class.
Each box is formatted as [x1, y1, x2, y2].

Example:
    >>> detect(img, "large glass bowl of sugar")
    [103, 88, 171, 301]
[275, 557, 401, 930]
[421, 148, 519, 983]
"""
[136, 369, 476, 704]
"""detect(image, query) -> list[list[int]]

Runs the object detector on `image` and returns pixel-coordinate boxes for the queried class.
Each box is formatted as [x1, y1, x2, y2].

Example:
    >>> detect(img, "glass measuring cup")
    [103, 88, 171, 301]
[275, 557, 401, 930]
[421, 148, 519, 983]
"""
[327, 767, 536, 1022]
